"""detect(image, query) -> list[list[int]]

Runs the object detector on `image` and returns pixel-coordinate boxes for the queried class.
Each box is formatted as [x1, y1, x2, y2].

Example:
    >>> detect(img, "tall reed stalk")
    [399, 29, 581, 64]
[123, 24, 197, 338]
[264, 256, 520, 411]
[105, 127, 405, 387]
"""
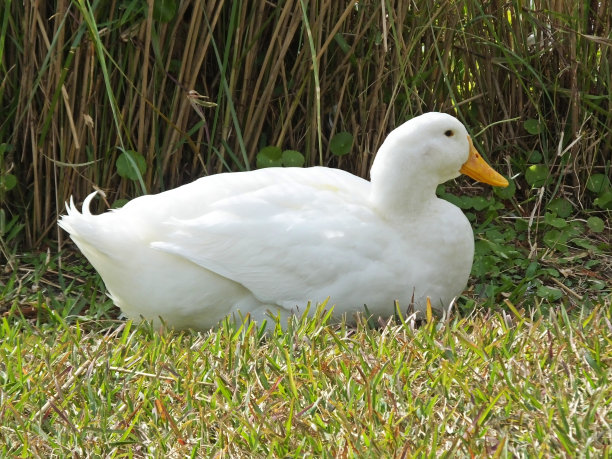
[1, 0, 610, 247]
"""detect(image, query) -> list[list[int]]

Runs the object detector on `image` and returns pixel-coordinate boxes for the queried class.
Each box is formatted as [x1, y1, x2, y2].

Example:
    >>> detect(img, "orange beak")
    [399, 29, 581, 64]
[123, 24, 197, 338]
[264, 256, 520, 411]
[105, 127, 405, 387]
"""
[459, 136, 509, 187]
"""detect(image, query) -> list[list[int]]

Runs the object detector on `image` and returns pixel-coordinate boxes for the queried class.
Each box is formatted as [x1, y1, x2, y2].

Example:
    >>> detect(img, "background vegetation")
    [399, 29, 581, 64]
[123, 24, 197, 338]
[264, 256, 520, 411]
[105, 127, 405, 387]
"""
[1, 0, 610, 248]
[0, 0, 610, 456]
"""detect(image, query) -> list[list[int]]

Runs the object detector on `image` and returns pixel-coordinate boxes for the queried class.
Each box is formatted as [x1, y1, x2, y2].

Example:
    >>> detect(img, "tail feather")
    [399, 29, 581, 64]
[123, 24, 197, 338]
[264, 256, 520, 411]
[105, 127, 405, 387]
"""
[58, 191, 100, 234]
[58, 190, 121, 260]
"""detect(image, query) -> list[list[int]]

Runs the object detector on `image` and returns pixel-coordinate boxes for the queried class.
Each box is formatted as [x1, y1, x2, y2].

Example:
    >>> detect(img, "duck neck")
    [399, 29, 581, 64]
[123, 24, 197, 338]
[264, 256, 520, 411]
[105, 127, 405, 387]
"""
[369, 171, 439, 218]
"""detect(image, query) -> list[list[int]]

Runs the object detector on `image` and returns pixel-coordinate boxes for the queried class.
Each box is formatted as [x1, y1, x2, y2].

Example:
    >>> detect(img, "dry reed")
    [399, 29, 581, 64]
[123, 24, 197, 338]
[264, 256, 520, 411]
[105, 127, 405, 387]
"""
[1, 0, 610, 247]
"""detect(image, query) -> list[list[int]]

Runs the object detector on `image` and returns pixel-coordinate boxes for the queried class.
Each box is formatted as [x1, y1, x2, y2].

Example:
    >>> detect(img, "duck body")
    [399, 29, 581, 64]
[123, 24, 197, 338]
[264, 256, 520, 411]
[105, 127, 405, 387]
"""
[59, 113, 507, 330]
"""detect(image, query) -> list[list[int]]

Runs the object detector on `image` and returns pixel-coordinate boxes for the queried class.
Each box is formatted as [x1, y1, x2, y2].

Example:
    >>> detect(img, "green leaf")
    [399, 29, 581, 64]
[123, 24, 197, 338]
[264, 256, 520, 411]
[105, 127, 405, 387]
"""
[593, 190, 612, 209]
[568, 221, 585, 234]
[333, 33, 357, 66]
[586, 216, 604, 233]
[485, 228, 505, 242]
[586, 174, 611, 194]
[116, 151, 147, 181]
[544, 212, 567, 228]
[589, 280, 606, 291]
[333, 33, 351, 54]
[543, 229, 567, 250]
[524, 119, 542, 135]
[441, 193, 464, 208]
[281, 150, 305, 167]
[474, 240, 492, 256]
[494, 178, 515, 199]
[1, 173, 17, 191]
[471, 255, 499, 277]
[527, 150, 542, 163]
[153, 0, 177, 22]
[256, 146, 282, 168]
[536, 285, 563, 301]
[514, 218, 528, 232]
[112, 199, 129, 209]
[471, 196, 492, 211]
[457, 195, 476, 209]
[329, 132, 353, 156]
[546, 198, 573, 218]
[572, 237, 599, 251]
[525, 164, 549, 187]
[525, 261, 540, 279]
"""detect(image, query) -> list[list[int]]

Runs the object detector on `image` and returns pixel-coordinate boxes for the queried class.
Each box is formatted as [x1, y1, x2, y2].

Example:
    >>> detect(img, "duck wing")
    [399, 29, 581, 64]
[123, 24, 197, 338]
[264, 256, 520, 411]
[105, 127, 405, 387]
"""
[150, 167, 403, 310]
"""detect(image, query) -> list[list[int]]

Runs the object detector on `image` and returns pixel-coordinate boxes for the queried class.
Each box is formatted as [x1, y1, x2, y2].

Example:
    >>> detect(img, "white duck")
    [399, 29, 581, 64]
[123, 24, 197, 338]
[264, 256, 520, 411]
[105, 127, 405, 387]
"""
[59, 112, 508, 330]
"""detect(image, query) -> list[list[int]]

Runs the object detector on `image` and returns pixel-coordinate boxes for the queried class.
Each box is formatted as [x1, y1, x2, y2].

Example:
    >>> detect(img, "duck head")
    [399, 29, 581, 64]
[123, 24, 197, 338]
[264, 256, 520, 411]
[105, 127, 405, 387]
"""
[369, 112, 508, 214]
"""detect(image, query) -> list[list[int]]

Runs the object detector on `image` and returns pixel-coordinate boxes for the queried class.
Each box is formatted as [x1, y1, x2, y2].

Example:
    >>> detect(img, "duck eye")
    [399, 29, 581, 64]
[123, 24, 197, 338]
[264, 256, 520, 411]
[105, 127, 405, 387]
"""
[444, 130, 454, 137]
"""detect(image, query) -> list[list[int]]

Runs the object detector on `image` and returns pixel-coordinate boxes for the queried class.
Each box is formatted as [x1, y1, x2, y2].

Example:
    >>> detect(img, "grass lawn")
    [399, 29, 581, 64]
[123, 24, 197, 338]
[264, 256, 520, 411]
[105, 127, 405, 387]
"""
[1, 245, 610, 457]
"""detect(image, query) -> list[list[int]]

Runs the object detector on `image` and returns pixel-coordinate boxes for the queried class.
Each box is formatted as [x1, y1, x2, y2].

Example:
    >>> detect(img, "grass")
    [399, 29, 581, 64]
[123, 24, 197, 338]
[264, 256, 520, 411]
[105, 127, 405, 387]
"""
[1, 294, 610, 456]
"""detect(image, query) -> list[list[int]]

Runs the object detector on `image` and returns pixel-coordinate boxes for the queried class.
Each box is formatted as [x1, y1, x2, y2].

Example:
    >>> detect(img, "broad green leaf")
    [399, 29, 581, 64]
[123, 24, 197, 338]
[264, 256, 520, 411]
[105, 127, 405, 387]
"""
[282, 150, 305, 167]
[471, 255, 499, 277]
[440, 193, 463, 208]
[256, 146, 282, 168]
[587, 216, 604, 233]
[569, 220, 585, 232]
[494, 178, 515, 199]
[471, 196, 491, 211]
[0, 142, 12, 156]
[593, 190, 612, 209]
[525, 164, 549, 187]
[586, 174, 611, 194]
[572, 238, 598, 251]
[116, 151, 146, 181]
[544, 212, 567, 228]
[536, 285, 563, 301]
[543, 229, 567, 249]
[547, 198, 573, 218]
[527, 150, 542, 163]
[329, 132, 353, 156]
[485, 228, 505, 242]
[474, 239, 492, 256]
[514, 218, 528, 231]
[524, 118, 542, 135]
[585, 259, 602, 269]
[589, 280, 606, 291]
[454, 195, 474, 209]
[1, 173, 17, 191]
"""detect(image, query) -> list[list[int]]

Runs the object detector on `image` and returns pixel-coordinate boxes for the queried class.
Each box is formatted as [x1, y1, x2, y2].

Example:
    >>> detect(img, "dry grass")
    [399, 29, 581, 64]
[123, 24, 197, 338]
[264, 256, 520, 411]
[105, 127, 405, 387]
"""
[0, 0, 610, 246]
